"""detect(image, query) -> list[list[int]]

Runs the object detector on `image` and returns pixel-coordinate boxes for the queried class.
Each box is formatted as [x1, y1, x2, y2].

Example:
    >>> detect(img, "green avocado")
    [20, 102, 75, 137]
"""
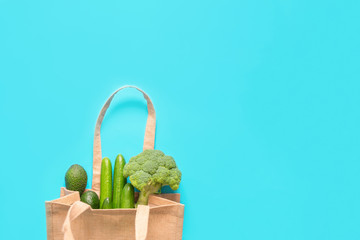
[65, 164, 87, 195]
[80, 191, 100, 209]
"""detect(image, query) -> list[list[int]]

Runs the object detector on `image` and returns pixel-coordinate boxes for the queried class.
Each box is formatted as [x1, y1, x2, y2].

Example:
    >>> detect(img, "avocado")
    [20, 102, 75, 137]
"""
[81, 190, 100, 209]
[65, 164, 87, 195]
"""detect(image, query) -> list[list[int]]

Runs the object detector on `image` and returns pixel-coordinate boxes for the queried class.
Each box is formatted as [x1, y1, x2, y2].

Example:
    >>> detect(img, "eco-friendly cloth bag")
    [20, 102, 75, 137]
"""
[45, 86, 184, 240]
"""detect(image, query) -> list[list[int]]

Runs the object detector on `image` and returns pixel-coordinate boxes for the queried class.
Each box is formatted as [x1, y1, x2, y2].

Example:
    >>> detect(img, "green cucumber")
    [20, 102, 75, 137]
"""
[113, 154, 127, 209]
[102, 197, 112, 209]
[100, 157, 112, 209]
[120, 183, 135, 208]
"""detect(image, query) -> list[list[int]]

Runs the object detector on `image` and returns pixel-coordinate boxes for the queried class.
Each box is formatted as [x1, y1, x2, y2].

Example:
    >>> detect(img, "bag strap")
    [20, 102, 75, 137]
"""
[92, 86, 156, 192]
[62, 201, 150, 240]
[136, 205, 150, 240]
[62, 201, 91, 240]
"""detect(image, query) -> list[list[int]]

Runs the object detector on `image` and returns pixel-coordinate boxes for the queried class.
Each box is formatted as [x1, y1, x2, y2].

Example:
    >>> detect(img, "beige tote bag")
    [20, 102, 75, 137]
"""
[45, 86, 184, 240]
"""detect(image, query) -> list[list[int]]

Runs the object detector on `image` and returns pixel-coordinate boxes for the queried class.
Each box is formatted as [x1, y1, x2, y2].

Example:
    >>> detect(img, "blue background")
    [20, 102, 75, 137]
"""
[1, 1, 360, 239]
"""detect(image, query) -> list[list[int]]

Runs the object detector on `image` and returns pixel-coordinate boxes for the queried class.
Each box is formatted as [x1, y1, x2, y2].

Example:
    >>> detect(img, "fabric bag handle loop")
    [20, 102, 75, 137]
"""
[62, 201, 150, 240]
[92, 85, 156, 191]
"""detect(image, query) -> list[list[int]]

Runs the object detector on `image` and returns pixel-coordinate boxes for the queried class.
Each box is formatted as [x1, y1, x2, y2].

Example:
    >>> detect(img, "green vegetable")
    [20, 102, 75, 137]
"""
[80, 190, 100, 209]
[102, 197, 112, 209]
[100, 157, 112, 209]
[65, 164, 87, 195]
[113, 154, 127, 209]
[123, 150, 182, 206]
[120, 183, 135, 208]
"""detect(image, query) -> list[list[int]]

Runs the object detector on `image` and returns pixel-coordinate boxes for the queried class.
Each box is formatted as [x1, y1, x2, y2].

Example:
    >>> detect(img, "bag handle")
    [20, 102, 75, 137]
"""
[92, 86, 156, 191]
[62, 201, 91, 240]
[136, 205, 150, 240]
[62, 202, 150, 240]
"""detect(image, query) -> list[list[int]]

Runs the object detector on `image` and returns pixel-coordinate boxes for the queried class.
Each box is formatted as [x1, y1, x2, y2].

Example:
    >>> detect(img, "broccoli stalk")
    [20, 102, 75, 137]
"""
[137, 182, 162, 206]
[123, 150, 182, 207]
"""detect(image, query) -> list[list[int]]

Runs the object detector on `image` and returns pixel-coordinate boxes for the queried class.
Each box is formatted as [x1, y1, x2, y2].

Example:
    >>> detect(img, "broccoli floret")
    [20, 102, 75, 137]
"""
[123, 150, 182, 206]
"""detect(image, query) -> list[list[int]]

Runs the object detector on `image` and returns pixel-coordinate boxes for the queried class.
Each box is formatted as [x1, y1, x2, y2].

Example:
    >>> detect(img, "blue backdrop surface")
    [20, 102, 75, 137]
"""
[1, 0, 360, 239]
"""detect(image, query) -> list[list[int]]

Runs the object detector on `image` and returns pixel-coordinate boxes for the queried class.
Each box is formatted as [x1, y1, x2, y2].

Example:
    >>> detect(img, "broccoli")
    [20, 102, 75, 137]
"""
[123, 149, 182, 206]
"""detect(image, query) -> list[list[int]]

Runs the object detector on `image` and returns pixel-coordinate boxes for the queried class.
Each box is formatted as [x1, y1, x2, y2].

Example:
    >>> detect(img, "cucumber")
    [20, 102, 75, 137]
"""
[100, 157, 112, 209]
[102, 197, 112, 209]
[113, 154, 127, 209]
[120, 183, 135, 208]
